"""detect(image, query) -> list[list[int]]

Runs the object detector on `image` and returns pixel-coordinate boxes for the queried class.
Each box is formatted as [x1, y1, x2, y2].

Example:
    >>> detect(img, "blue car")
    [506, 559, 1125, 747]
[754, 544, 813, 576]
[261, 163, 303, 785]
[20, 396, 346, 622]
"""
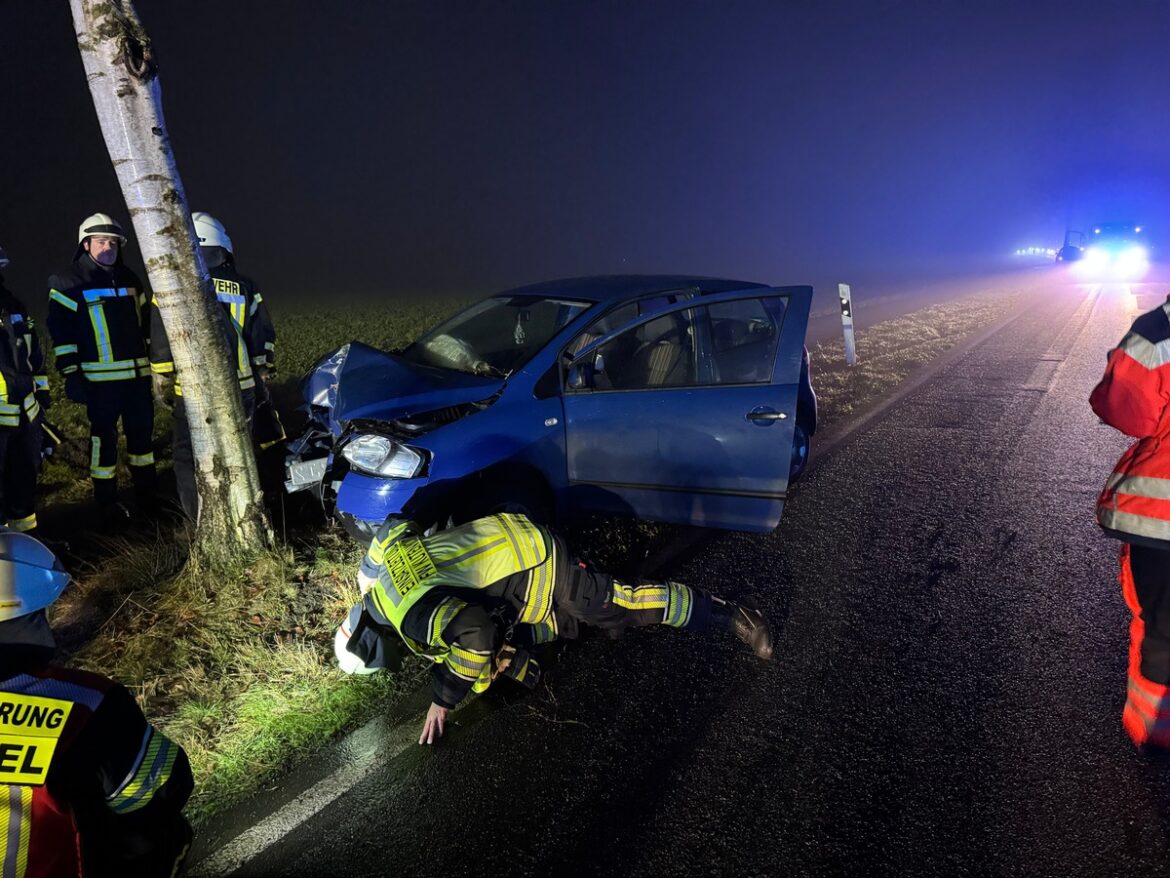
[286, 275, 816, 541]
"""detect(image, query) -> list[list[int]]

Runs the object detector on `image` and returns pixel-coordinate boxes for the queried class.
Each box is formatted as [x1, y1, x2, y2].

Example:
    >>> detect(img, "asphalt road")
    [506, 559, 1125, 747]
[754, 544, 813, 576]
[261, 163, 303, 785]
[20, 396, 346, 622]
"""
[192, 268, 1170, 877]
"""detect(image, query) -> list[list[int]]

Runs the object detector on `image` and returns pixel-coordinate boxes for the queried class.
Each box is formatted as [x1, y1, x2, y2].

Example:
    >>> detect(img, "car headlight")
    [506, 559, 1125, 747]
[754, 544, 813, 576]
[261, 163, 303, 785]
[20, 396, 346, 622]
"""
[1118, 244, 1148, 265]
[1084, 245, 1111, 266]
[341, 434, 426, 478]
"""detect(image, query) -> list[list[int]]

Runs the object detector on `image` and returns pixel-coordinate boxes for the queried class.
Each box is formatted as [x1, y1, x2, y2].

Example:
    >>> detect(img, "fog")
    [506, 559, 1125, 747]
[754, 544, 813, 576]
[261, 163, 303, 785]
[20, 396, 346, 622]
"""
[3, 0, 1169, 309]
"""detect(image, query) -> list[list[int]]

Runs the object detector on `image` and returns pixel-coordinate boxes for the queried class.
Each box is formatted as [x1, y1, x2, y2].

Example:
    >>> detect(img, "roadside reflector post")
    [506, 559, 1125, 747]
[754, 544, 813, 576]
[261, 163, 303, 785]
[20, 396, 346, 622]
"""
[839, 283, 858, 366]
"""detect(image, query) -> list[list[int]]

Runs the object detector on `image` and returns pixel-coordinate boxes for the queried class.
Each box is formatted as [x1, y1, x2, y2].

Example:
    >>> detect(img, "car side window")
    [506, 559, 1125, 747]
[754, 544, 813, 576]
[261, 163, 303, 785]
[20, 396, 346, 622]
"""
[591, 309, 697, 391]
[701, 297, 784, 385]
[565, 303, 638, 357]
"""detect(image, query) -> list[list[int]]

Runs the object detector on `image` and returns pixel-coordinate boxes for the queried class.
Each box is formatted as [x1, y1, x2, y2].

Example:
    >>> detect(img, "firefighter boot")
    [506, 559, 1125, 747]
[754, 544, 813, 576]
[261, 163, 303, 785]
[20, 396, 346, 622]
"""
[732, 605, 773, 660]
[713, 598, 773, 660]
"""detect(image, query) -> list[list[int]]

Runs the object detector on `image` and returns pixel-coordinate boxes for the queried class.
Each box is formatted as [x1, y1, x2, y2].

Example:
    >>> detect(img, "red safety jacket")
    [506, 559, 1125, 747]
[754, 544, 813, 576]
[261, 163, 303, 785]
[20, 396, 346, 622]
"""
[1091, 299, 1170, 548]
[1, 661, 192, 877]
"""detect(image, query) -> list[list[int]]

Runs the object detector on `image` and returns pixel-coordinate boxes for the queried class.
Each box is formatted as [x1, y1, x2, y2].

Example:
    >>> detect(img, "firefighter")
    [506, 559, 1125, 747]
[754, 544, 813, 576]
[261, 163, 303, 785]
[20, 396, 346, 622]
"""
[334, 513, 774, 745]
[0, 246, 49, 532]
[0, 529, 193, 875]
[46, 213, 156, 517]
[150, 212, 280, 520]
[1091, 296, 1170, 751]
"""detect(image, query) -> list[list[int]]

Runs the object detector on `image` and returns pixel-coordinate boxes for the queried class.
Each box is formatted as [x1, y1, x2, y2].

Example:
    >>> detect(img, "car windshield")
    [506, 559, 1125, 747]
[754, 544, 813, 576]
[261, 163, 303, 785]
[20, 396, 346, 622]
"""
[402, 295, 592, 376]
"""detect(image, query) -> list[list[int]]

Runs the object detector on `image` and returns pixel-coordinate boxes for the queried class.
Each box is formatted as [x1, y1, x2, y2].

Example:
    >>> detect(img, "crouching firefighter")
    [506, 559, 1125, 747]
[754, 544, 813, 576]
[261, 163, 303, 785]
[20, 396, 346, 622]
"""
[0, 530, 194, 876]
[334, 513, 774, 745]
[0, 246, 49, 533]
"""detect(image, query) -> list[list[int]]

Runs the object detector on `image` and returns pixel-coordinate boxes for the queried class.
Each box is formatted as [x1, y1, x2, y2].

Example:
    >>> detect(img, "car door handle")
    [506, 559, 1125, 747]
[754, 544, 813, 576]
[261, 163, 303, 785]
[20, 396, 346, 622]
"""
[746, 407, 787, 422]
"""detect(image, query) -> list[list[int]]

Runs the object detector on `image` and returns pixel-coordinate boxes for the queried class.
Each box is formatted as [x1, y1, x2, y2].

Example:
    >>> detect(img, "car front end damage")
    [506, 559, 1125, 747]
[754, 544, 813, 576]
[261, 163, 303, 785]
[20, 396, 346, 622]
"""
[284, 342, 502, 539]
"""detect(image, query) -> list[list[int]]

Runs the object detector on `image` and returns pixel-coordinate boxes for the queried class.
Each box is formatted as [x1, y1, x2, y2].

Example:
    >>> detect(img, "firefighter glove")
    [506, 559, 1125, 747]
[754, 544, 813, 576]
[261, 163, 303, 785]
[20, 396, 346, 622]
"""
[35, 390, 51, 412]
[152, 372, 176, 407]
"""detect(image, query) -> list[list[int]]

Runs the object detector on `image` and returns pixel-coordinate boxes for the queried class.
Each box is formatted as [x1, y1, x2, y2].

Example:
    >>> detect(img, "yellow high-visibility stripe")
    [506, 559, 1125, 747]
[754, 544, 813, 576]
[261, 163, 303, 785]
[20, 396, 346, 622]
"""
[128, 452, 155, 467]
[664, 582, 693, 628]
[429, 597, 468, 647]
[151, 361, 175, 374]
[107, 729, 179, 814]
[88, 303, 114, 363]
[445, 644, 491, 681]
[7, 514, 36, 533]
[518, 539, 557, 624]
[612, 582, 670, 612]
[52, 344, 78, 356]
[49, 289, 78, 311]
[2, 784, 33, 878]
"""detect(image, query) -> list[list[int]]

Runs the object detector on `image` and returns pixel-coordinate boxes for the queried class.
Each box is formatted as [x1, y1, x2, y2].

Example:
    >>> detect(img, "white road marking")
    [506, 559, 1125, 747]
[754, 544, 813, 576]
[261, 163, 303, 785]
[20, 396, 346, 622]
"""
[188, 713, 418, 876]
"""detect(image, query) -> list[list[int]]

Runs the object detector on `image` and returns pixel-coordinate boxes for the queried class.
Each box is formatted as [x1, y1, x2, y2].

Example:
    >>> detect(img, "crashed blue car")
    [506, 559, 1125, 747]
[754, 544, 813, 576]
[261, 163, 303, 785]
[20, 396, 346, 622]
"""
[286, 275, 816, 541]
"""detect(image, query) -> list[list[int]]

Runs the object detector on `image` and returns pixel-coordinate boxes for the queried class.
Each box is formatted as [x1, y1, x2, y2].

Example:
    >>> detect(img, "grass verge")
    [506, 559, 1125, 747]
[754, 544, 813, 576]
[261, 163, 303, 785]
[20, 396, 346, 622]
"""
[51, 285, 1024, 823]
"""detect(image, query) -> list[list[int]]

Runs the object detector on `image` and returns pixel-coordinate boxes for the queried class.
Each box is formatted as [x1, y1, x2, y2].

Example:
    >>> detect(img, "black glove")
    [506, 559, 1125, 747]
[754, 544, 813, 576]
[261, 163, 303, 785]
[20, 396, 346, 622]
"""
[64, 372, 87, 405]
[35, 389, 51, 412]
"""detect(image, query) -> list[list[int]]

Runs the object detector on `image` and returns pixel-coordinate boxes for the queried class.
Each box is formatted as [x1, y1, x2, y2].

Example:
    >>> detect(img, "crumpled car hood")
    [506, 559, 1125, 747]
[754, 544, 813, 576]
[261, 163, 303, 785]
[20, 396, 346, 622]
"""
[305, 342, 503, 433]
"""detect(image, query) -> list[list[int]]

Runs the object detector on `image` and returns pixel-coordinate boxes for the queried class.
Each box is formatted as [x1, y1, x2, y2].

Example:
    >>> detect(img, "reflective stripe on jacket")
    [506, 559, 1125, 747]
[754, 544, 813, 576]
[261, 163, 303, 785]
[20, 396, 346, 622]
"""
[1091, 299, 1170, 547]
[149, 259, 273, 393]
[0, 286, 46, 428]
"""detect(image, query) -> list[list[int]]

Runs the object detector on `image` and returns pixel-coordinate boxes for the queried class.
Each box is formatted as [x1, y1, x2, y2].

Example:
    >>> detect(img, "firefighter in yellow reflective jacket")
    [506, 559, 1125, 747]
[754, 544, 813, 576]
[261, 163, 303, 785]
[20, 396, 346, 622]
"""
[46, 214, 156, 516]
[335, 513, 774, 744]
[0, 529, 193, 875]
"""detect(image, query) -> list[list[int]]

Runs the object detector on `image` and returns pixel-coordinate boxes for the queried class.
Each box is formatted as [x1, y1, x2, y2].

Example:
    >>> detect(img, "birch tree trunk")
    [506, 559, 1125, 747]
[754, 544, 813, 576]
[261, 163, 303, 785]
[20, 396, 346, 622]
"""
[70, 0, 271, 559]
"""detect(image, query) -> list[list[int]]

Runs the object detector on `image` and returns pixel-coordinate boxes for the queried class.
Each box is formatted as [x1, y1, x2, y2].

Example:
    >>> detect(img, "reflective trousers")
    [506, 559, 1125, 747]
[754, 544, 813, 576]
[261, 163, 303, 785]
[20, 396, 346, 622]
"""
[550, 564, 713, 640]
[171, 390, 255, 521]
[0, 416, 41, 531]
[1119, 543, 1170, 747]
[85, 377, 156, 506]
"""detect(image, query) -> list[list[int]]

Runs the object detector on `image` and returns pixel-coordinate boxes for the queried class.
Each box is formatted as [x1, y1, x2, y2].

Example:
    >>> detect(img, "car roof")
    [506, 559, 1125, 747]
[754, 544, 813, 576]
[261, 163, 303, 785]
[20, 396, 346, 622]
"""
[491, 274, 770, 303]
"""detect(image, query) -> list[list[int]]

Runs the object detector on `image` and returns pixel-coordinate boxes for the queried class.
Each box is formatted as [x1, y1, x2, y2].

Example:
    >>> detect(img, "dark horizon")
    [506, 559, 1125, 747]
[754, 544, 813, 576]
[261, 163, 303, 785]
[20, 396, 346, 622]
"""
[3, 0, 1170, 308]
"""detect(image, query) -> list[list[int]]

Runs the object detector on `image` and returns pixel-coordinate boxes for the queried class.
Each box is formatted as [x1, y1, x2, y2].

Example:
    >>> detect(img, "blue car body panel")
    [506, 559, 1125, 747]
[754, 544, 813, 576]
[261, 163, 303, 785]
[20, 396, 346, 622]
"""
[289, 276, 813, 539]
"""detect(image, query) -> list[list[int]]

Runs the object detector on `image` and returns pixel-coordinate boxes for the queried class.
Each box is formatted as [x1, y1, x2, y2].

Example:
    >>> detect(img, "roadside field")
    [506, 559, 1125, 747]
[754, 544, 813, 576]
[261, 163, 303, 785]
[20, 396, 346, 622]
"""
[44, 286, 1023, 822]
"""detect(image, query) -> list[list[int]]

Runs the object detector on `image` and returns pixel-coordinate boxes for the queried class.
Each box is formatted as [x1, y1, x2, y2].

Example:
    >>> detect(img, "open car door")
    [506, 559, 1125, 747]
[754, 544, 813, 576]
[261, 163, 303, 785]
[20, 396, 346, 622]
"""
[561, 285, 813, 532]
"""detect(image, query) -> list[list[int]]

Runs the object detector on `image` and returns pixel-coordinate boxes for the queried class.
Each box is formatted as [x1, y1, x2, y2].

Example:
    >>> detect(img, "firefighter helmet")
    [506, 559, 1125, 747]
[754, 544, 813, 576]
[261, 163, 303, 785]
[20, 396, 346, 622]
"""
[0, 531, 72, 623]
[192, 211, 233, 253]
[334, 619, 378, 675]
[77, 212, 127, 245]
[0, 245, 8, 270]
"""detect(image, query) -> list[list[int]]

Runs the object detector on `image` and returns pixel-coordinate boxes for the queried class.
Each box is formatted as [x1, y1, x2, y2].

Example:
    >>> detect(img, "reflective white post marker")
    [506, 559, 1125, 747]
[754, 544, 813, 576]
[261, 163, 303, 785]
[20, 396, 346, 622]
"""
[839, 283, 857, 366]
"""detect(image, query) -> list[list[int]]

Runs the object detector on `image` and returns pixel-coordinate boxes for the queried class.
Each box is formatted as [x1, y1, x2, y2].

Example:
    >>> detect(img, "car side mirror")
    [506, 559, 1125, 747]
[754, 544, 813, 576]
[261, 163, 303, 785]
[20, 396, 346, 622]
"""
[567, 352, 605, 390]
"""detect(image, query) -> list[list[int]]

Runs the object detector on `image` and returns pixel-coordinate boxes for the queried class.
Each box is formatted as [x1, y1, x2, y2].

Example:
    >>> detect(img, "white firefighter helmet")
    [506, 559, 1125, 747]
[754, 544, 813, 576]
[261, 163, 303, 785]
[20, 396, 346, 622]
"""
[334, 614, 378, 675]
[77, 212, 127, 246]
[192, 211, 233, 253]
[0, 246, 8, 270]
[0, 530, 72, 623]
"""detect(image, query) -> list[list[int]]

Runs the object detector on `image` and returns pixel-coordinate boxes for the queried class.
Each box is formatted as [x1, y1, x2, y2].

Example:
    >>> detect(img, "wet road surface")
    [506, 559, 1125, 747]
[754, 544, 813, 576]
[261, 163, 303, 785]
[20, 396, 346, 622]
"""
[193, 270, 1170, 876]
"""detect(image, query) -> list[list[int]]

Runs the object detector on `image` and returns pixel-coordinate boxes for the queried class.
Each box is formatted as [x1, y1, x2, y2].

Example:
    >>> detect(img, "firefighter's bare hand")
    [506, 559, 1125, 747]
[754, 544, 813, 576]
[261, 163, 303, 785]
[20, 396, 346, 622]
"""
[419, 703, 447, 745]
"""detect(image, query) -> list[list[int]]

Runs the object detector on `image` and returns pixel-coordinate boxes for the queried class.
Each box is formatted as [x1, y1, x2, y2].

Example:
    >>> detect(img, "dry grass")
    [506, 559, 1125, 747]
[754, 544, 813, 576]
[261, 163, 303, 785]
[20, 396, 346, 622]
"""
[808, 290, 1024, 431]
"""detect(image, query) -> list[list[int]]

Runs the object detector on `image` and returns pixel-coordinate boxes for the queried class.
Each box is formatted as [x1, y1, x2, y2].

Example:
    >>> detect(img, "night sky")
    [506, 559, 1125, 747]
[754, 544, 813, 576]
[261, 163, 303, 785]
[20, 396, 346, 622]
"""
[3, 0, 1170, 305]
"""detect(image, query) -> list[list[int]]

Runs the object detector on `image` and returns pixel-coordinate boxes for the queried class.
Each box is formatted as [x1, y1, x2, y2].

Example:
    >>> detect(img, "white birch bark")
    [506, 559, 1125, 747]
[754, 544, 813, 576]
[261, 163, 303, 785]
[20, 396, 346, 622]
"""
[70, 0, 270, 556]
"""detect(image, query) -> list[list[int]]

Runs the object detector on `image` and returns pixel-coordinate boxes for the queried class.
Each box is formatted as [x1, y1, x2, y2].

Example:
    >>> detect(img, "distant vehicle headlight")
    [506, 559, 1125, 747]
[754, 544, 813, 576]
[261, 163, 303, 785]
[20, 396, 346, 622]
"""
[1084, 245, 1111, 266]
[341, 434, 426, 478]
[1118, 244, 1149, 265]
